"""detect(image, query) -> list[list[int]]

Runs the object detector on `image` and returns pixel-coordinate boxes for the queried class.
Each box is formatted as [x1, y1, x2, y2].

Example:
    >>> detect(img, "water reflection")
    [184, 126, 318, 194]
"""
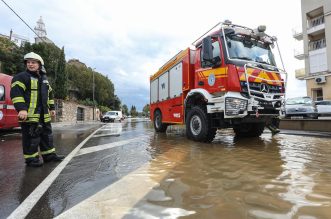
[127, 128, 331, 219]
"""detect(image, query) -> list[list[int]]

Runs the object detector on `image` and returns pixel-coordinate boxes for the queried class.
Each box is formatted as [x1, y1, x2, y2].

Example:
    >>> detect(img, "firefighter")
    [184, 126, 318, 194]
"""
[10, 52, 64, 167]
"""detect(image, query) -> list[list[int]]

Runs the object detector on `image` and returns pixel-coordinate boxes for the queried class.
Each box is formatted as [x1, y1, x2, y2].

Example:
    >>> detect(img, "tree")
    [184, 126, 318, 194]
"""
[54, 47, 67, 99]
[66, 60, 120, 109]
[122, 104, 129, 116]
[109, 95, 121, 111]
[0, 39, 123, 107]
[142, 104, 150, 117]
[0, 37, 24, 75]
[130, 105, 138, 117]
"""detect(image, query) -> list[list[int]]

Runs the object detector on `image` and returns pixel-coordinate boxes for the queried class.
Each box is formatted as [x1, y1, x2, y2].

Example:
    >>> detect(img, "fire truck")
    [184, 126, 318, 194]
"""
[149, 21, 287, 142]
[0, 73, 19, 129]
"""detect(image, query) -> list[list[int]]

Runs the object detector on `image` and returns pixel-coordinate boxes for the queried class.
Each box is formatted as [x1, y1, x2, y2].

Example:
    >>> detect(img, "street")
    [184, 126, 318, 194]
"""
[1, 119, 331, 219]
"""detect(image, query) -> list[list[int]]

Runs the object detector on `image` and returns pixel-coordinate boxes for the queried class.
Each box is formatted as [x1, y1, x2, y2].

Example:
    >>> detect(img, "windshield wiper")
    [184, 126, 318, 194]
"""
[231, 56, 253, 61]
[255, 59, 270, 65]
[254, 60, 278, 70]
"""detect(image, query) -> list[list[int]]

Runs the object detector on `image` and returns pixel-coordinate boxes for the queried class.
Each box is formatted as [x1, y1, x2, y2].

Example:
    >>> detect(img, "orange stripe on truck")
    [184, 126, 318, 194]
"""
[238, 67, 282, 86]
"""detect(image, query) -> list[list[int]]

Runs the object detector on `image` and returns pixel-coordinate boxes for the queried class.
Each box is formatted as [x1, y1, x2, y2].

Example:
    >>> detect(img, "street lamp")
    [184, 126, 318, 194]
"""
[92, 68, 95, 120]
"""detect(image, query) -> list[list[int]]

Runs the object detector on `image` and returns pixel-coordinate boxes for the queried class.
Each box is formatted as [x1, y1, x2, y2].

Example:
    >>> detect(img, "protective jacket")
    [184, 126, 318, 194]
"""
[10, 70, 55, 123]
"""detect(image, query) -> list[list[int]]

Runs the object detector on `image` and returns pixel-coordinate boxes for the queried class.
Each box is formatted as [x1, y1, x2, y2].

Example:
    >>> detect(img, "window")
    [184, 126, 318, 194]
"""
[201, 39, 221, 68]
[312, 88, 323, 101]
[0, 85, 5, 101]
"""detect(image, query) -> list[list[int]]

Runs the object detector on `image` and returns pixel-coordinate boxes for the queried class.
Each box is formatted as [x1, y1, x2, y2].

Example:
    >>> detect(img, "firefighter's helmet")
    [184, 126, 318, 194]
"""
[24, 52, 44, 66]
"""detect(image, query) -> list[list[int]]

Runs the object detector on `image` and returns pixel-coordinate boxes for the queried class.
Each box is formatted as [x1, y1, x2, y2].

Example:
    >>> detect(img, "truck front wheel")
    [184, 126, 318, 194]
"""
[154, 110, 168, 132]
[186, 106, 216, 142]
[233, 122, 265, 137]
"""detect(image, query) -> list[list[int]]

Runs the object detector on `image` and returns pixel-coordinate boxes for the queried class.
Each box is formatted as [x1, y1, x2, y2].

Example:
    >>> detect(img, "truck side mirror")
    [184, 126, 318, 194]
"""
[202, 36, 213, 61]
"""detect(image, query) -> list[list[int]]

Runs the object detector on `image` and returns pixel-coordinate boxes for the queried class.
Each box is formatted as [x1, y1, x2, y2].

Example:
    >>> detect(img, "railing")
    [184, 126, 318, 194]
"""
[309, 38, 326, 51]
[292, 27, 303, 40]
[294, 48, 305, 60]
[309, 15, 324, 28]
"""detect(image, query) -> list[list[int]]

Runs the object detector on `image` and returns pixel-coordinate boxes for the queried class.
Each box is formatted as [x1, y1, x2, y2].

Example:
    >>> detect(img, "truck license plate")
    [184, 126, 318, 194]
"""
[291, 116, 303, 119]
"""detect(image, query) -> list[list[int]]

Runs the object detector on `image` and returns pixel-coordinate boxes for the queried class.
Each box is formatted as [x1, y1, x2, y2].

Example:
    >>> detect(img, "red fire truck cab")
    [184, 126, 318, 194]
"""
[150, 21, 287, 142]
[0, 73, 19, 129]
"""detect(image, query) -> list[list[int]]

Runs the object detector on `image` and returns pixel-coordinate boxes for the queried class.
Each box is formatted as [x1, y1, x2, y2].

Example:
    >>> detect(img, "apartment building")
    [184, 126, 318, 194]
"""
[294, 0, 331, 101]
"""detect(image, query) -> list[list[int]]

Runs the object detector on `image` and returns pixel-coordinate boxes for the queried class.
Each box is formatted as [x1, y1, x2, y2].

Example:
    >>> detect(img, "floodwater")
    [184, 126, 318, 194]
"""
[0, 123, 101, 218]
[121, 124, 331, 219]
[2, 120, 331, 219]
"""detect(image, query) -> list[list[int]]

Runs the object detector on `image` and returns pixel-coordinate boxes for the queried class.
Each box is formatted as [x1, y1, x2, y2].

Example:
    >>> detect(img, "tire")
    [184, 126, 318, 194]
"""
[233, 122, 265, 137]
[186, 106, 216, 142]
[154, 110, 168, 132]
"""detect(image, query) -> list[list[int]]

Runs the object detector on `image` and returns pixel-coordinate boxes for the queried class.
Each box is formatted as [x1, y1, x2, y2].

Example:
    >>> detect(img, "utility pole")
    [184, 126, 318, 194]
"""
[92, 68, 95, 120]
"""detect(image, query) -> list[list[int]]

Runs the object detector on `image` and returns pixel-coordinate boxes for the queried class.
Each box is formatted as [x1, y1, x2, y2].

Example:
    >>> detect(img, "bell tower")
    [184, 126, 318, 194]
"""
[34, 16, 53, 44]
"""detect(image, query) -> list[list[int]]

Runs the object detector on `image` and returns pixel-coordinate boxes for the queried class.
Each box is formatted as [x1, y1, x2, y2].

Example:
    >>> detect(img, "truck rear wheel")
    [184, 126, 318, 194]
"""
[154, 110, 168, 132]
[186, 106, 216, 142]
[233, 123, 265, 137]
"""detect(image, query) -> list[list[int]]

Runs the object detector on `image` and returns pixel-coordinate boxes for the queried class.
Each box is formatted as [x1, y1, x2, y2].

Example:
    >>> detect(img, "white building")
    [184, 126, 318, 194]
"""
[294, 0, 331, 100]
[0, 30, 29, 46]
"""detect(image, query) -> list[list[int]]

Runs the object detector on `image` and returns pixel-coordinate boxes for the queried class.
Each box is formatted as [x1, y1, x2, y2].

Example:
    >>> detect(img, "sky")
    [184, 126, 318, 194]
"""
[0, 0, 306, 111]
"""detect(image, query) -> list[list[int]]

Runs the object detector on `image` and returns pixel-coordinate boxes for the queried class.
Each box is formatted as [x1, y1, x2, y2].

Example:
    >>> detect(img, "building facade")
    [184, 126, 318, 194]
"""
[0, 30, 29, 47]
[294, 0, 331, 101]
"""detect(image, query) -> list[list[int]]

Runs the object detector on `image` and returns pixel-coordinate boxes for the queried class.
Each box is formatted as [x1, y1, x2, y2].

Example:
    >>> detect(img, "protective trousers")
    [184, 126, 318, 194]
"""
[20, 122, 55, 163]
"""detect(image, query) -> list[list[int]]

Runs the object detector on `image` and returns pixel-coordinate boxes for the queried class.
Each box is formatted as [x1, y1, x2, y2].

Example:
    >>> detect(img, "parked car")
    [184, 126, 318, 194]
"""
[315, 100, 331, 116]
[284, 96, 318, 119]
[101, 111, 123, 123]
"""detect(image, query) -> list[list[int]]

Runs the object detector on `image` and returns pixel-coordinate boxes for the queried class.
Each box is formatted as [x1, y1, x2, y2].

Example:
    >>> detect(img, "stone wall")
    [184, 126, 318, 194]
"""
[54, 100, 100, 122]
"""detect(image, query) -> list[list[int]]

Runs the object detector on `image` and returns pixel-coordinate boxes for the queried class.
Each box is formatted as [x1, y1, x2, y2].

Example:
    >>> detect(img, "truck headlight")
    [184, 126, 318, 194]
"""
[225, 97, 247, 116]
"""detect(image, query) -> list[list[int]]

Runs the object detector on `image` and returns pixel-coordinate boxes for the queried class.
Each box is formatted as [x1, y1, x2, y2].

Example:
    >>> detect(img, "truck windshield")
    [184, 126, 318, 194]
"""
[226, 34, 276, 66]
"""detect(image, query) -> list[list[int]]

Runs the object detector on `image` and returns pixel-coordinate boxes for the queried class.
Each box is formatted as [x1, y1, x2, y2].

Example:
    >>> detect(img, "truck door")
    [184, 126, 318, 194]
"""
[195, 36, 227, 94]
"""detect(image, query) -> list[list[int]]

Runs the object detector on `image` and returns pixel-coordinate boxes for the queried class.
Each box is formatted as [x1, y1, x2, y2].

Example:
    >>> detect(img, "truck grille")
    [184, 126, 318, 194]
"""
[240, 82, 283, 99]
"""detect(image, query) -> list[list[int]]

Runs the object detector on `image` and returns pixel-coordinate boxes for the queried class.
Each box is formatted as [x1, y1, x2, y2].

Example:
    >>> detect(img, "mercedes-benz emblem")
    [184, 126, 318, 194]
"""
[260, 83, 269, 93]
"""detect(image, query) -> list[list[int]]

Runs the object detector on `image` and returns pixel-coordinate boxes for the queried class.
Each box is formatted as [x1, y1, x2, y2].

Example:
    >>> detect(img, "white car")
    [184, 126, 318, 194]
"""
[315, 100, 331, 116]
[101, 111, 123, 123]
[284, 96, 318, 119]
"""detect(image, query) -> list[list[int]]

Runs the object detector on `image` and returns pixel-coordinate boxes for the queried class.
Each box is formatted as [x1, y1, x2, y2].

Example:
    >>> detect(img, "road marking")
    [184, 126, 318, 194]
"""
[75, 136, 149, 157]
[7, 126, 104, 219]
[92, 133, 121, 137]
[56, 145, 195, 219]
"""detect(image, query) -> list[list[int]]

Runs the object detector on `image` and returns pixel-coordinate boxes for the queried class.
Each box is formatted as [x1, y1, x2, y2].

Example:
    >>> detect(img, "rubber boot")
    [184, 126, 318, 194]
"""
[268, 125, 280, 135]
[26, 158, 43, 167]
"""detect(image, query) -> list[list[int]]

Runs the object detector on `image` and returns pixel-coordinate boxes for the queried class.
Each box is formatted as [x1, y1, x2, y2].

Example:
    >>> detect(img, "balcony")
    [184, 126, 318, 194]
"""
[294, 48, 305, 60]
[295, 68, 306, 79]
[309, 38, 326, 51]
[292, 28, 303, 40]
[307, 15, 325, 36]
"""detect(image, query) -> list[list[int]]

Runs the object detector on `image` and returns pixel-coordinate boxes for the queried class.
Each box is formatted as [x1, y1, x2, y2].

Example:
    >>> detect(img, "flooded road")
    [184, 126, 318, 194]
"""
[2, 120, 331, 219]
[0, 123, 101, 218]
[137, 130, 331, 219]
